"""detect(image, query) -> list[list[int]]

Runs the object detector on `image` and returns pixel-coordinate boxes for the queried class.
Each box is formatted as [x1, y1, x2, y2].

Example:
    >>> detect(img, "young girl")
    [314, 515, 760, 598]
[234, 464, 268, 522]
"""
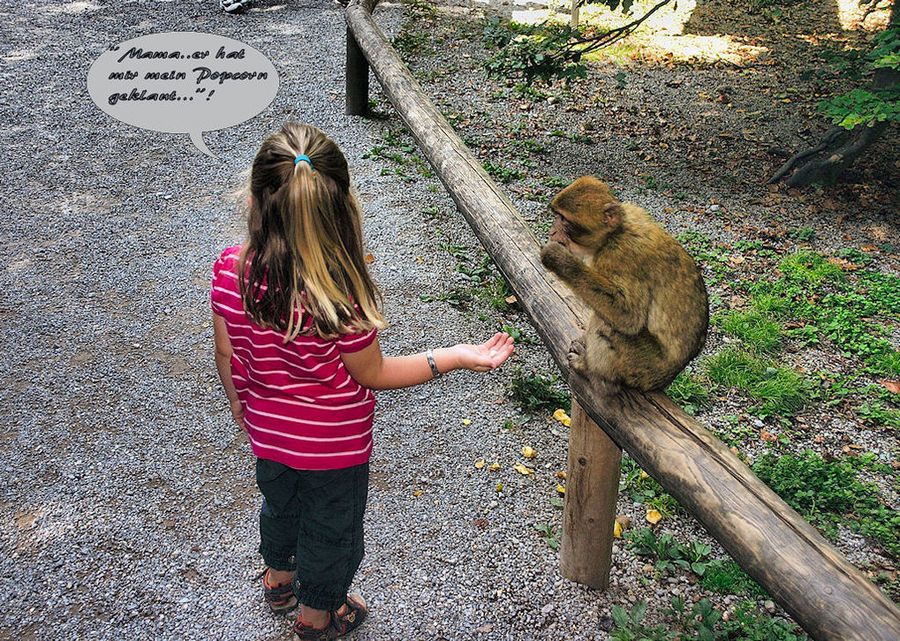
[211, 122, 514, 640]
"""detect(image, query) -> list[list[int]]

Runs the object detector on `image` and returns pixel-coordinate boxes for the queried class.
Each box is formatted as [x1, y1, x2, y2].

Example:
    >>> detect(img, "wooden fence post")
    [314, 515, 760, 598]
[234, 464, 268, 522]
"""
[346, 27, 369, 116]
[560, 400, 621, 589]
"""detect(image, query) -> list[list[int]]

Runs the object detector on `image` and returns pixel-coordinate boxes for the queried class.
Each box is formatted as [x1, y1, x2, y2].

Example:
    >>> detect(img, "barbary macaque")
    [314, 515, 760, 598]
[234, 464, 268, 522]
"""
[540, 176, 708, 393]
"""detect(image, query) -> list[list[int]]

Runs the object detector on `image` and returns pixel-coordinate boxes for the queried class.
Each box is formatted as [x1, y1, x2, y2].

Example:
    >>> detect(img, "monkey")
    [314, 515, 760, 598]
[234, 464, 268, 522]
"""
[539, 176, 708, 393]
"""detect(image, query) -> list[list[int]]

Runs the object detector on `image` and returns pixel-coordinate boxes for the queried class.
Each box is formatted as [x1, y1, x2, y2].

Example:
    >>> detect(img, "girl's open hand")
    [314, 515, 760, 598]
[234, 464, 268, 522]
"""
[454, 332, 514, 372]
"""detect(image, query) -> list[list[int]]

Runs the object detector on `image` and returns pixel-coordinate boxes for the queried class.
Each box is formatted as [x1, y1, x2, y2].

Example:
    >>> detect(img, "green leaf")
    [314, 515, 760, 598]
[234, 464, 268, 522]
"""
[611, 605, 629, 628]
[630, 600, 647, 625]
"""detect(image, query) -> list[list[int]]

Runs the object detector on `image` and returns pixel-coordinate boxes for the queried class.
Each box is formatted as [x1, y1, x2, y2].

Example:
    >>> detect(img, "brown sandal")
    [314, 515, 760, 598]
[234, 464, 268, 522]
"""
[263, 569, 298, 614]
[292, 594, 367, 640]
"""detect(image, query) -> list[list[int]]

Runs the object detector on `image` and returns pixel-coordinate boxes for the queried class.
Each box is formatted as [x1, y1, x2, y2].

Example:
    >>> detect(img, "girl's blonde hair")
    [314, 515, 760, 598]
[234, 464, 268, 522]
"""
[239, 122, 386, 341]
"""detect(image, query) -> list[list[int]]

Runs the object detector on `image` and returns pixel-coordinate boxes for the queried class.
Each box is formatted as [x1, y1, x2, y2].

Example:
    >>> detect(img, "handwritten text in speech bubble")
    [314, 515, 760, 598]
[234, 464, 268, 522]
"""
[88, 32, 279, 158]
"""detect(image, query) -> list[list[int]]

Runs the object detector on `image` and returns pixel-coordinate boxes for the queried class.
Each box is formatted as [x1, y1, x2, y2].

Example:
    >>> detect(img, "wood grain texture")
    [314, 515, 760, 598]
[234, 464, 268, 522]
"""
[560, 401, 621, 589]
[346, 3, 900, 638]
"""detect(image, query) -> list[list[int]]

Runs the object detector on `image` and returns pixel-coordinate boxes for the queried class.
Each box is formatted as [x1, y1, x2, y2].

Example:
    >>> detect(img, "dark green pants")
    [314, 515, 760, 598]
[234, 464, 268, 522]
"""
[255, 458, 369, 611]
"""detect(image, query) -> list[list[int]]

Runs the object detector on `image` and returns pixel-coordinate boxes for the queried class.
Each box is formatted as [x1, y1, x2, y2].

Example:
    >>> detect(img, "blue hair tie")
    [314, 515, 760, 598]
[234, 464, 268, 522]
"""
[294, 154, 313, 169]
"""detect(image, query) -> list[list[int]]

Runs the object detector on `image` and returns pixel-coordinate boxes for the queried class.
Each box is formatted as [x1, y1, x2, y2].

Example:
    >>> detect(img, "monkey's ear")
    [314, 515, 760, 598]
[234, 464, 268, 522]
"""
[603, 202, 624, 228]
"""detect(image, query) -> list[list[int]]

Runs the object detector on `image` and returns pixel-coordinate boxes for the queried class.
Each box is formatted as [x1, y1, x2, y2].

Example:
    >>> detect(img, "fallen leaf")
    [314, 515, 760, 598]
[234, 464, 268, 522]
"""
[556, 471, 567, 479]
[646, 509, 662, 524]
[415, 256, 424, 263]
[489, 462, 501, 471]
[614, 520, 623, 538]
[553, 409, 571, 426]
[462, 419, 471, 426]
[364, 253, 375, 264]
[514, 463, 534, 475]
[413, 490, 424, 497]
[474, 459, 485, 469]
[861, 245, 879, 252]
[505, 295, 517, 304]
[880, 380, 900, 394]
[556, 483, 566, 494]
[615, 514, 632, 529]
[495, 482, 504, 492]
[760, 429, 777, 442]
[639, 471, 649, 480]
[522, 446, 536, 458]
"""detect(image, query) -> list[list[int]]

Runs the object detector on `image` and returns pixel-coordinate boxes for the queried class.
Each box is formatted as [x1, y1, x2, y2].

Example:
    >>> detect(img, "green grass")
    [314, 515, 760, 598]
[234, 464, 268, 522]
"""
[715, 309, 783, 353]
[748, 253, 900, 377]
[666, 370, 711, 416]
[705, 347, 807, 419]
[752, 450, 900, 559]
[699, 559, 767, 597]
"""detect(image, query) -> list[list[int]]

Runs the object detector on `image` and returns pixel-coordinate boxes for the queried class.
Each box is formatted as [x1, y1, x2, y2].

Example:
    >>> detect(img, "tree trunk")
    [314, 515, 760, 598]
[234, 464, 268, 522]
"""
[768, 5, 897, 186]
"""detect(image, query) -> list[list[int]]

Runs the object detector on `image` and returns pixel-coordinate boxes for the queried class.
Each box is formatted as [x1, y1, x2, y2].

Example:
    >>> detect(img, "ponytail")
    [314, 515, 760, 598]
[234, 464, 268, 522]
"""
[240, 123, 386, 342]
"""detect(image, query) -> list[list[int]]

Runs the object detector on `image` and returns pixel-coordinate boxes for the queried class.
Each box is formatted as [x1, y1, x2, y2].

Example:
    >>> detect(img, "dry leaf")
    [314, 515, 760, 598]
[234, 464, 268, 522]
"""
[514, 463, 534, 475]
[364, 253, 375, 264]
[413, 490, 424, 497]
[639, 471, 649, 480]
[616, 514, 632, 529]
[614, 520, 623, 538]
[505, 295, 517, 304]
[760, 429, 777, 442]
[489, 462, 501, 471]
[646, 509, 662, 524]
[521, 446, 536, 459]
[462, 419, 471, 426]
[556, 471, 567, 479]
[474, 459, 485, 469]
[415, 256, 424, 263]
[880, 380, 900, 394]
[495, 482, 504, 492]
[553, 409, 571, 427]
[556, 483, 566, 494]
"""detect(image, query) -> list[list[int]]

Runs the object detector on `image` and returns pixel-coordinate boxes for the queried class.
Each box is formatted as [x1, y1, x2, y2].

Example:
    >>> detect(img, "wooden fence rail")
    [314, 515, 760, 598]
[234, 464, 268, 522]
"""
[344, 2, 900, 638]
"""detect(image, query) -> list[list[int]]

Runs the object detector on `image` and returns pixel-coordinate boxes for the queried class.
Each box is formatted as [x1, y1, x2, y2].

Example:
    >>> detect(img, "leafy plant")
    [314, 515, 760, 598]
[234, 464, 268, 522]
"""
[621, 458, 683, 517]
[753, 451, 900, 558]
[610, 601, 673, 641]
[627, 529, 711, 576]
[666, 370, 712, 416]
[507, 367, 571, 414]
[534, 521, 560, 549]
[819, 25, 900, 130]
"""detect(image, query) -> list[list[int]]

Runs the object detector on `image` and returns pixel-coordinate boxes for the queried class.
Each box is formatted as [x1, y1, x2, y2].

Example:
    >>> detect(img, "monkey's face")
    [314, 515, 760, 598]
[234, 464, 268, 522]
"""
[548, 209, 594, 262]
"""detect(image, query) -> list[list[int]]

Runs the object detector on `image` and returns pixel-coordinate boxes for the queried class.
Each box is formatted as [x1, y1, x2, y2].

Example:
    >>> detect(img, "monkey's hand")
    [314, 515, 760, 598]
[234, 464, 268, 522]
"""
[540, 241, 579, 278]
[567, 337, 588, 374]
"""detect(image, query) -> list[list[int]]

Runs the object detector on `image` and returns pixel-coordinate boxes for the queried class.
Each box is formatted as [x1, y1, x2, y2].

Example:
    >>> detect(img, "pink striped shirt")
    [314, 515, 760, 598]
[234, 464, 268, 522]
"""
[211, 246, 377, 470]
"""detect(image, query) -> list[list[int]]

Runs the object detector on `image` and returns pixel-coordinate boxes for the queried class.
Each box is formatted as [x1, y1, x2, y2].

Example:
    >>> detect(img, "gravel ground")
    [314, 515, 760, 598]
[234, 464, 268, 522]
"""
[1, 1, 897, 640]
[1, 1, 618, 640]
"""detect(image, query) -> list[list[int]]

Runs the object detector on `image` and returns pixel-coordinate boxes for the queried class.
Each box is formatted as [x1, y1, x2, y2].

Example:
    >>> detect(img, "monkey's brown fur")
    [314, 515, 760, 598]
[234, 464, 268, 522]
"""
[540, 176, 708, 393]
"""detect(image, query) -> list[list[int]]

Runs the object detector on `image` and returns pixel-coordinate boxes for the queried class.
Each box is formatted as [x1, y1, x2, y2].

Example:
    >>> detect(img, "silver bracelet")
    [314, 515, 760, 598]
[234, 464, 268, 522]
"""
[426, 349, 442, 379]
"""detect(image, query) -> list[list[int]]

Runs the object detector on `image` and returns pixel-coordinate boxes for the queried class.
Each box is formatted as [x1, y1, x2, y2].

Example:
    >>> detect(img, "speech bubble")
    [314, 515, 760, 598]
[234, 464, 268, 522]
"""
[88, 32, 279, 158]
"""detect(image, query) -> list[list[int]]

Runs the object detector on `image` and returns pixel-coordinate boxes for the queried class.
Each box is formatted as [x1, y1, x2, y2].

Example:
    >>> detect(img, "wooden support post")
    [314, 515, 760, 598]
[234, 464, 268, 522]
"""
[560, 400, 621, 590]
[346, 27, 369, 116]
[570, 0, 580, 28]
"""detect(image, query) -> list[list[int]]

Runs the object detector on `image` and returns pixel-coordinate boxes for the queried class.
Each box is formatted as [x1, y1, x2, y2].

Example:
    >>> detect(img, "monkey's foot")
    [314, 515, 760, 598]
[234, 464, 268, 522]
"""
[567, 338, 588, 373]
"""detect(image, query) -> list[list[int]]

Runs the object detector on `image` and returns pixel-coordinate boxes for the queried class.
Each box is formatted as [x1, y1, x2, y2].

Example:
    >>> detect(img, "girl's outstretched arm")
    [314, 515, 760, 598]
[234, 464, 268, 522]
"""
[340, 332, 514, 391]
[213, 313, 245, 430]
